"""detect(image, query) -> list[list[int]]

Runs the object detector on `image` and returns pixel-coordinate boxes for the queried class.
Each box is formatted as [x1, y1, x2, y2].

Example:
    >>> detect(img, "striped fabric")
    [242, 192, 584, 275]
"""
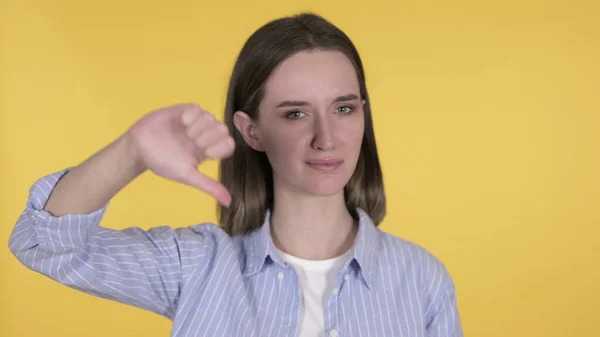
[9, 169, 463, 337]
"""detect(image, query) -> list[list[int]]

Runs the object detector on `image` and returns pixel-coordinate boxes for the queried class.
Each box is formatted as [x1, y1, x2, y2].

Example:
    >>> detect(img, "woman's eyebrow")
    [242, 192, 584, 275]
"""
[276, 93, 360, 108]
[333, 93, 359, 103]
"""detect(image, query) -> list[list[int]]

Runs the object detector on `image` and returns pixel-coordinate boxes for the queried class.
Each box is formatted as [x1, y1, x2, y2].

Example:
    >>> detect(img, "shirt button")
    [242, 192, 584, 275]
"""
[332, 287, 339, 295]
[343, 274, 349, 281]
[277, 272, 284, 280]
[329, 328, 339, 337]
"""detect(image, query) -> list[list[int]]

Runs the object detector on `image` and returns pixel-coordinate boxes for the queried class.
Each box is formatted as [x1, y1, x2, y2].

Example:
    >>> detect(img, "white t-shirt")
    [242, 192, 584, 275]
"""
[275, 247, 351, 337]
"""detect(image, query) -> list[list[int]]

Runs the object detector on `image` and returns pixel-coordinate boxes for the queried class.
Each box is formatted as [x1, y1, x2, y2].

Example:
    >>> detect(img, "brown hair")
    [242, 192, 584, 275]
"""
[218, 13, 386, 236]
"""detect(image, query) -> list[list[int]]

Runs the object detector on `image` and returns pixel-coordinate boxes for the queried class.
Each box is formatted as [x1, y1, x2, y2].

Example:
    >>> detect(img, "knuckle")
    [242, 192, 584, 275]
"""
[206, 114, 216, 123]
[194, 136, 206, 148]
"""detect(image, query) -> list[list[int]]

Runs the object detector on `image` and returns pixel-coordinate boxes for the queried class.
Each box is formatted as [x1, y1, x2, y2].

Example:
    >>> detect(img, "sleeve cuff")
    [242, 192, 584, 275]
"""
[25, 168, 109, 251]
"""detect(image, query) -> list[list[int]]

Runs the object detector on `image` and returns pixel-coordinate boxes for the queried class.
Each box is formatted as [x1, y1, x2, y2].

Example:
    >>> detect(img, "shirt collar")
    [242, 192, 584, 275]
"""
[348, 207, 380, 289]
[241, 209, 284, 277]
[241, 208, 381, 290]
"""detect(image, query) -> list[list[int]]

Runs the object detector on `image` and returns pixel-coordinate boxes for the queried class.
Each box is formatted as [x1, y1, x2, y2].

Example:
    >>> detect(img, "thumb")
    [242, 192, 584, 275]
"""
[181, 168, 232, 207]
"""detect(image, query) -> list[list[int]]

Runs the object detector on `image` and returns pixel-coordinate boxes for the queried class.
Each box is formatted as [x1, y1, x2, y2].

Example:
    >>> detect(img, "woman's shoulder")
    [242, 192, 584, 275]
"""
[176, 222, 252, 254]
[165, 222, 232, 251]
[376, 230, 456, 291]
[378, 231, 443, 264]
[175, 221, 231, 242]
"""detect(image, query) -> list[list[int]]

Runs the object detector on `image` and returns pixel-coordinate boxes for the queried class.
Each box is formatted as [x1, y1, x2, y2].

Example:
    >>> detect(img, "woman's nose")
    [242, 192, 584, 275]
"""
[312, 115, 335, 151]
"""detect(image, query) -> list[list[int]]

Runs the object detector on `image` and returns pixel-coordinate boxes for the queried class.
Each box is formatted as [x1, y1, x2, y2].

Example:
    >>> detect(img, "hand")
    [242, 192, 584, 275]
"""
[126, 103, 235, 207]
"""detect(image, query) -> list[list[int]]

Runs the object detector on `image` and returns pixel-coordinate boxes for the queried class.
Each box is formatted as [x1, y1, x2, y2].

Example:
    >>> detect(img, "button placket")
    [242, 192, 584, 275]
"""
[324, 272, 348, 337]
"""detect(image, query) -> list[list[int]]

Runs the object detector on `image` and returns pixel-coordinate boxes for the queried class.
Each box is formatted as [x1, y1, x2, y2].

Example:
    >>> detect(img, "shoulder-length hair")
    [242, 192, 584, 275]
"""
[218, 13, 385, 236]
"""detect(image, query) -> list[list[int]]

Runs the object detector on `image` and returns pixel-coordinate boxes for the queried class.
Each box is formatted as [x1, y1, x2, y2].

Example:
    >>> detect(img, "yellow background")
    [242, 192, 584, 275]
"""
[1, 0, 599, 336]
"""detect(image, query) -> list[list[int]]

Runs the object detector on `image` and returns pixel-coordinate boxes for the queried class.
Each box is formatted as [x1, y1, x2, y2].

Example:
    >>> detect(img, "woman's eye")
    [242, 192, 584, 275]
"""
[286, 111, 305, 119]
[336, 105, 354, 114]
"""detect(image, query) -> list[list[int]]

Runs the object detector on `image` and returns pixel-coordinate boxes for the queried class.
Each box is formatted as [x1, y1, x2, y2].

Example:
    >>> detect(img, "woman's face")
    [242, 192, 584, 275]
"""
[237, 50, 365, 198]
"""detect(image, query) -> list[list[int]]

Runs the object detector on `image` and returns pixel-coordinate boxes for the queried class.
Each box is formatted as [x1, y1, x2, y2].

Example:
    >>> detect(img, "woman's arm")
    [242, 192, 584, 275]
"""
[43, 133, 145, 216]
[8, 103, 235, 317]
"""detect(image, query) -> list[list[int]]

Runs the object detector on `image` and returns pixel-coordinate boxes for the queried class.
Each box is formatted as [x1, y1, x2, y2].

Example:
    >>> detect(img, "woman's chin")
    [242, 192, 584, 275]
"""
[303, 180, 349, 197]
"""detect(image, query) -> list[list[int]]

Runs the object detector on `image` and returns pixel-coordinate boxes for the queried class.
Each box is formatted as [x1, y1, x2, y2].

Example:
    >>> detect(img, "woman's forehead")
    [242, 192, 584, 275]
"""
[262, 50, 360, 105]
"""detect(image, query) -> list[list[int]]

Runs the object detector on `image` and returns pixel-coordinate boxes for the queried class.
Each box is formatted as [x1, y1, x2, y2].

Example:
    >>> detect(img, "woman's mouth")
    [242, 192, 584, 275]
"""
[306, 159, 343, 172]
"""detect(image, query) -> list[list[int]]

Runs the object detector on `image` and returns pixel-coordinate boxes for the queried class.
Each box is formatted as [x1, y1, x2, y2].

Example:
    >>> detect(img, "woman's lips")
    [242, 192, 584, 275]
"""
[306, 159, 343, 172]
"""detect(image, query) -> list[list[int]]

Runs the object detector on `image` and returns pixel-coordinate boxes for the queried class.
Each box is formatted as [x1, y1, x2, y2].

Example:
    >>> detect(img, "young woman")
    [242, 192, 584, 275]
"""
[9, 13, 462, 337]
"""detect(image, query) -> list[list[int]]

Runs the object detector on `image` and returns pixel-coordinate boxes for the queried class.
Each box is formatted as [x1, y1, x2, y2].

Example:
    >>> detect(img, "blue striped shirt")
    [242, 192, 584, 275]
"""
[9, 169, 463, 337]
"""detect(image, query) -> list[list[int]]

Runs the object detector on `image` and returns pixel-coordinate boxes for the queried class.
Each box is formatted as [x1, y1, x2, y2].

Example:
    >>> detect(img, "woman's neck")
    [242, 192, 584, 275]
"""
[269, 190, 358, 261]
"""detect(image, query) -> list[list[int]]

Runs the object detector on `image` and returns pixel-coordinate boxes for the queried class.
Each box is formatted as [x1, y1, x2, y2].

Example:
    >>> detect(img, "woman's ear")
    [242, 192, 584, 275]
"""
[233, 111, 265, 151]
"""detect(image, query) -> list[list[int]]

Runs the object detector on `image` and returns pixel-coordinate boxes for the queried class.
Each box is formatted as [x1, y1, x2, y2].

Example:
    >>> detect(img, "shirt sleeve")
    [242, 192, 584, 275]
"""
[426, 287, 463, 337]
[8, 168, 211, 320]
[424, 263, 464, 337]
